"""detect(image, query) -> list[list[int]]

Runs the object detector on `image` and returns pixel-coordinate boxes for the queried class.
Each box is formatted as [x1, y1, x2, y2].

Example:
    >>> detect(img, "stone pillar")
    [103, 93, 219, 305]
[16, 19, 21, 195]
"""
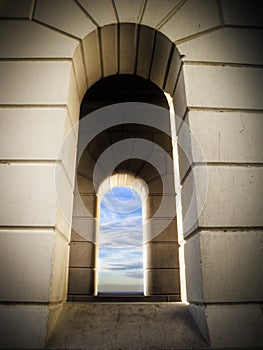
[145, 175, 180, 298]
[68, 167, 97, 299]
[174, 14, 263, 346]
[0, 19, 83, 347]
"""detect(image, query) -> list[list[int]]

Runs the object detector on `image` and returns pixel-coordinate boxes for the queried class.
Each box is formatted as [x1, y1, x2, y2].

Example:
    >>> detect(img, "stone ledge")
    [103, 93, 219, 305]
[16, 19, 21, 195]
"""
[67, 294, 181, 303]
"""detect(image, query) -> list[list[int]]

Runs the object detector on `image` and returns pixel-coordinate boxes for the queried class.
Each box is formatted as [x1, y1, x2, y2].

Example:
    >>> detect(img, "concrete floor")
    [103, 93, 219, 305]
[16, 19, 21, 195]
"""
[46, 302, 208, 350]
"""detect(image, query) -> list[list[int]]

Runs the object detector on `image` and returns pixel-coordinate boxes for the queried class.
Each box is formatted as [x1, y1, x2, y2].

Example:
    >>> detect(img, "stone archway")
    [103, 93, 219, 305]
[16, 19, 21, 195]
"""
[67, 72, 181, 300]
[96, 173, 147, 295]
[80, 23, 181, 96]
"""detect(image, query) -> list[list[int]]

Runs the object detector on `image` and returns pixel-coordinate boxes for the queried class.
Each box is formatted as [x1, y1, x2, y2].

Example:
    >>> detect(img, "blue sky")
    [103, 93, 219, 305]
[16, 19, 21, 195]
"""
[98, 186, 144, 293]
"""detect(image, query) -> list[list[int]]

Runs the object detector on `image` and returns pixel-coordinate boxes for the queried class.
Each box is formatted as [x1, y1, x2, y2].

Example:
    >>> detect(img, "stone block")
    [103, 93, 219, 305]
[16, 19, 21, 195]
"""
[119, 23, 136, 74]
[101, 25, 118, 77]
[183, 64, 263, 110]
[139, 151, 173, 182]
[188, 304, 209, 343]
[147, 176, 163, 195]
[221, 0, 263, 27]
[50, 232, 70, 302]
[0, 304, 49, 349]
[147, 194, 176, 219]
[67, 64, 81, 126]
[180, 168, 199, 236]
[68, 267, 95, 294]
[0, 60, 71, 105]
[153, 132, 173, 153]
[160, 0, 220, 42]
[82, 30, 102, 87]
[147, 173, 175, 195]
[173, 69, 187, 120]
[64, 107, 77, 136]
[200, 230, 263, 302]
[0, 107, 67, 160]
[34, 0, 95, 39]
[0, 0, 32, 18]
[178, 28, 263, 65]
[46, 303, 63, 343]
[71, 217, 96, 242]
[147, 194, 161, 217]
[69, 241, 95, 268]
[182, 165, 263, 235]
[72, 194, 97, 218]
[176, 114, 193, 181]
[77, 149, 96, 180]
[55, 163, 74, 237]
[186, 230, 263, 303]
[206, 303, 263, 348]
[146, 242, 179, 268]
[60, 125, 77, 185]
[197, 166, 263, 227]
[185, 110, 263, 164]
[146, 268, 180, 295]
[136, 25, 155, 79]
[0, 20, 78, 58]
[78, 0, 116, 26]
[150, 31, 172, 89]
[75, 174, 95, 194]
[182, 165, 263, 234]
[72, 44, 87, 99]
[141, 0, 180, 28]
[56, 206, 72, 241]
[95, 130, 116, 153]
[184, 234, 203, 302]
[114, 0, 142, 22]
[164, 47, 181, 95]
[138, 162, 159, 182]
[0, 163, 57, 226]
[0, 229, 54, 302]
[146, 218, 178, 242]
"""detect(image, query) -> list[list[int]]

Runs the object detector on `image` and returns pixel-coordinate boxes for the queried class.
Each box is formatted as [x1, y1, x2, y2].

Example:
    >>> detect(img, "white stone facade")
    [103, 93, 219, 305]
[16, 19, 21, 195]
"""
[0, 0, 262, 348]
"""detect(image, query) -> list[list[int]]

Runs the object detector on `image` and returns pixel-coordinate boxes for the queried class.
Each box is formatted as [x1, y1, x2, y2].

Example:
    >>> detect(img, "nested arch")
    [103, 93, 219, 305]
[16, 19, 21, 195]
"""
[68, 78, 180, 300]
[67, 24, 183, 300]
[76, 23, 181, 99]
[96, 173, 148, 295]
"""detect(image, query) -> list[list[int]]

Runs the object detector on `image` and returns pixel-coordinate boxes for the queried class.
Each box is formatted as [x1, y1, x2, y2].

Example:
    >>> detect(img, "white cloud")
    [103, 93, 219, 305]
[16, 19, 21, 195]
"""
[98, 186, 144, 292]
[101, 186, 142, 214]
[125, 271, 144, 279]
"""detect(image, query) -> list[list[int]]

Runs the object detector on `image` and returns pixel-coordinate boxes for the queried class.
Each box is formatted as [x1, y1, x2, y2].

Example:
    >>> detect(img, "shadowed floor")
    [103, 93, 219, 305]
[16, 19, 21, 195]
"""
[46, 302, 208, 350]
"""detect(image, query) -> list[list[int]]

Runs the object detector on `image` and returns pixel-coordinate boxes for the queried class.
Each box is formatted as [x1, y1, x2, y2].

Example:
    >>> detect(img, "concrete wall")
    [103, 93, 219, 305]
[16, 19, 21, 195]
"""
[0, 0, 262, 348]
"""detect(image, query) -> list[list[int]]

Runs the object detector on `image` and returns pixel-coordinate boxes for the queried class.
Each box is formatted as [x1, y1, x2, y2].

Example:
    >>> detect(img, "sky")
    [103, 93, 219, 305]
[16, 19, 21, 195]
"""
[98, 186, 144, 294]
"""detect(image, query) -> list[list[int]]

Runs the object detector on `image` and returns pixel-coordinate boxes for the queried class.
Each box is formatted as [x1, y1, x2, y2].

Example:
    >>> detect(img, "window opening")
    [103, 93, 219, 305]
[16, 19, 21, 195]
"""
[98, 186, 144, 295]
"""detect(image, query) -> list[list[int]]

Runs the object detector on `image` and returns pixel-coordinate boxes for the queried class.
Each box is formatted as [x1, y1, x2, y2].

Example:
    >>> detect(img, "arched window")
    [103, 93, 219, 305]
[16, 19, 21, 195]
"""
[68, 74, 181, 301]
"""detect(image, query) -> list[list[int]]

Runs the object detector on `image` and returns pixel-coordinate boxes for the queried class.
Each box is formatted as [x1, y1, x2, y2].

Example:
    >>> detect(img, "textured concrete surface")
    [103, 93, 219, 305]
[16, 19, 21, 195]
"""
[46, 302, 208, 350]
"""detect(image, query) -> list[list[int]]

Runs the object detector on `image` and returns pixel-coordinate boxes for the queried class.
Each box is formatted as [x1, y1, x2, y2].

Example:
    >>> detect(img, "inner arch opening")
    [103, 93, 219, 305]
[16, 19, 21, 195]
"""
[98, 185, 144, 295]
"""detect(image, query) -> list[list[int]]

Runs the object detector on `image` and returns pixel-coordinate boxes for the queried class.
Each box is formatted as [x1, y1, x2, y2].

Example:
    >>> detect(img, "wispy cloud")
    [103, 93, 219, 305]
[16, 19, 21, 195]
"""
[98, 186, 144, 292]
[99, 208, 142, 249]
[108, 261, 143, 270]
[100, 186, 142, 215]
[125, 271, 144, 279]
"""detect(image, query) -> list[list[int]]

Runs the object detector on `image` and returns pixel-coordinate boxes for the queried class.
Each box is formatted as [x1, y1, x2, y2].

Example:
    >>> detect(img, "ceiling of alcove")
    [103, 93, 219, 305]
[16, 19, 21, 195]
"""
[78, 75, 173, 186]
[80, 75, 169, 117]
